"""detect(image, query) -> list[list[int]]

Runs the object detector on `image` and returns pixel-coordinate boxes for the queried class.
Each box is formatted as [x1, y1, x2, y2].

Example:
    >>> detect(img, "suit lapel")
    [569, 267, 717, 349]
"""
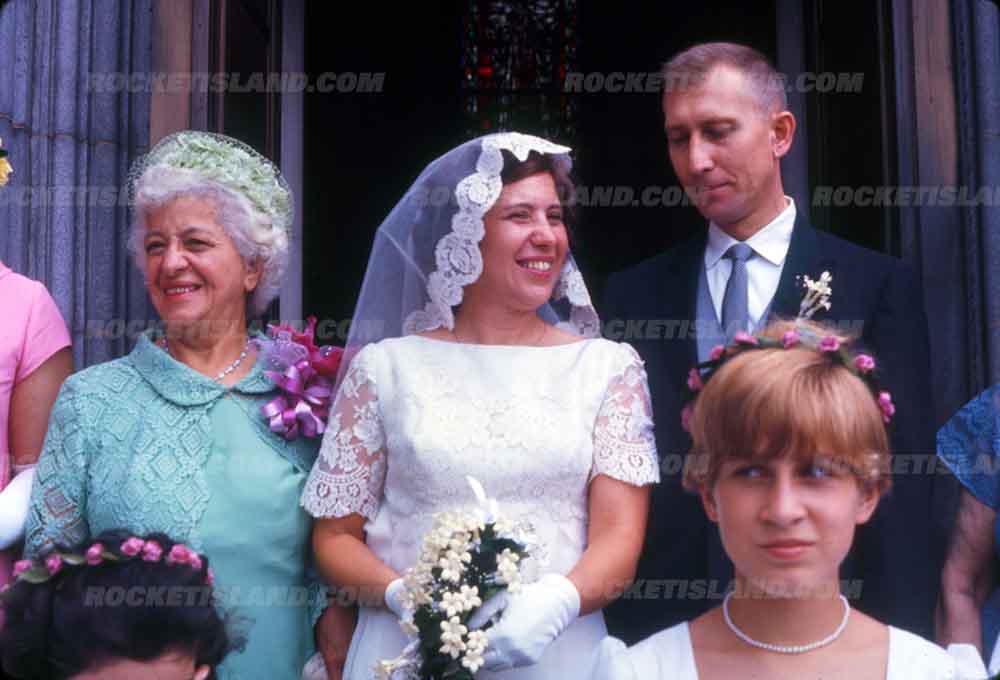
[769, 215, 836, 321]
[667, 232, 705, 368]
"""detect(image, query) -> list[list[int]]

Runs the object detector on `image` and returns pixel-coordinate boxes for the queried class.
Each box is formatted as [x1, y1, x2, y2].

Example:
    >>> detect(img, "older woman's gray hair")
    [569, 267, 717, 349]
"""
[130, 164, 290, 317]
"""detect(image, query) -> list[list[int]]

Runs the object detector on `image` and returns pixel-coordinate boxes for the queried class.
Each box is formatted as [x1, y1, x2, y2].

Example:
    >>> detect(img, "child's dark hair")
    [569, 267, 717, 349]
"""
[0, 530, 236, 680]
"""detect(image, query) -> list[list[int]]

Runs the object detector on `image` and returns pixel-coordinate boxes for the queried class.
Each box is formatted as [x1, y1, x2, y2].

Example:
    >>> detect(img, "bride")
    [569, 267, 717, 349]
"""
[300, 132, 660, 678]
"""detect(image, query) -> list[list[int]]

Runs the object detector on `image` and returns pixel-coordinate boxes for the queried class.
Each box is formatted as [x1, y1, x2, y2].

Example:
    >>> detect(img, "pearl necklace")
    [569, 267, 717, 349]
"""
[722, 592, 850, 654]
[162, 336, 251, 382]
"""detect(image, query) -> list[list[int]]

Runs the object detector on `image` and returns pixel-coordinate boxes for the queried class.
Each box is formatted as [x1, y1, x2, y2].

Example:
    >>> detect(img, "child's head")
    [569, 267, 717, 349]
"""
[1, 530, 235, 680]
[684, 320, 891, 493]
[682, 321, 892, 596]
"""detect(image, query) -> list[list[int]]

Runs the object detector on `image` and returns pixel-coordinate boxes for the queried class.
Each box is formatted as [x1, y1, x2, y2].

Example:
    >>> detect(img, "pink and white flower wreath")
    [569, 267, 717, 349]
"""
[4, 536, 213, 595]
[681, 327, 896, 434]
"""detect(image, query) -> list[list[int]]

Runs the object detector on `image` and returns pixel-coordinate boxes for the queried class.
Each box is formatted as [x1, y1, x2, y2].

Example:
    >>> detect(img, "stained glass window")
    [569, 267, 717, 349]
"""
[461, 0, 579, 144]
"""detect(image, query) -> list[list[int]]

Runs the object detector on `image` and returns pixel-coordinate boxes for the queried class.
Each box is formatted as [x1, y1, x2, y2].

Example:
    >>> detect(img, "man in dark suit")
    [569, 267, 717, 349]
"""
[602, 42, 939, 643]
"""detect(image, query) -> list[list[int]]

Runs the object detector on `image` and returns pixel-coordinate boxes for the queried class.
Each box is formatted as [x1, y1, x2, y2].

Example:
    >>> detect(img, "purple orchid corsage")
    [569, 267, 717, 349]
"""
[258, 317, 343, 440]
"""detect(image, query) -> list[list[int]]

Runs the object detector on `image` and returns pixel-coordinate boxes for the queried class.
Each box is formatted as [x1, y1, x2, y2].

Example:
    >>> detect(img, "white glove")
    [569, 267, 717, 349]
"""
[467, 573, 581, 670]
[0, 465, 34, 550]
[384, 577, 408, 619]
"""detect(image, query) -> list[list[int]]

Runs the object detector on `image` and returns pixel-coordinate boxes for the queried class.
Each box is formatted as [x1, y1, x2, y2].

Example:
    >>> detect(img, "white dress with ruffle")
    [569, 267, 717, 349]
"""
[301, 335, 660, 680]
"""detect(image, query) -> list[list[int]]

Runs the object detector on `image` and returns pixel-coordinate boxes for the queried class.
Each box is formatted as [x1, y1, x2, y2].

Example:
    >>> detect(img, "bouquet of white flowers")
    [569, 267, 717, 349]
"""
[376, 478, 534, 680]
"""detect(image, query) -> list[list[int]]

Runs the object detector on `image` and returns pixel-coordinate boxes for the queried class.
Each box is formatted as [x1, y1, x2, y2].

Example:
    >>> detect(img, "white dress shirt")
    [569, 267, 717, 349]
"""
[704, 197, 796, 328]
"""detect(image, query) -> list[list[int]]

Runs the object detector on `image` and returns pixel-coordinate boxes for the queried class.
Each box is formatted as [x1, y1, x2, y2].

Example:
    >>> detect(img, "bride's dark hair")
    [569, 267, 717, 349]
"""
[500, 149, 578, 231]
[0, 530, 237, 680]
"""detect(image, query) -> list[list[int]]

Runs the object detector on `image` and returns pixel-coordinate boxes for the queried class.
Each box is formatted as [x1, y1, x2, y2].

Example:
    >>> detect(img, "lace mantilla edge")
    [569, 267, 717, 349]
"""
[402, 132, 600, 338]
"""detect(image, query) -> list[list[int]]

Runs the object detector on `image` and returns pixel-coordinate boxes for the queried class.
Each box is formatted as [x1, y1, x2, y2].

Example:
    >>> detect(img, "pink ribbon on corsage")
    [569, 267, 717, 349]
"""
[262, 359, 334, 440]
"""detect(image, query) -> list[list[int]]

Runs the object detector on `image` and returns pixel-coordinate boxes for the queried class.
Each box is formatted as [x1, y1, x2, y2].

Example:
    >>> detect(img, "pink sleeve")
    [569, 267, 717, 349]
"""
[14, 281, 71, 385]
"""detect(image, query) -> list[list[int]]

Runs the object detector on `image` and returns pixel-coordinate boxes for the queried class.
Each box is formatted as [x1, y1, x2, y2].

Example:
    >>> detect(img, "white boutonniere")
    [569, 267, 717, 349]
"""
[796, 271, 832, 319]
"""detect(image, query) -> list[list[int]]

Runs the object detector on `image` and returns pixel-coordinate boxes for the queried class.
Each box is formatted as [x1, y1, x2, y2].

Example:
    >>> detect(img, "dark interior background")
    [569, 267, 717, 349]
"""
[214, 1, 896, 328]
[300, 1, 782, 328]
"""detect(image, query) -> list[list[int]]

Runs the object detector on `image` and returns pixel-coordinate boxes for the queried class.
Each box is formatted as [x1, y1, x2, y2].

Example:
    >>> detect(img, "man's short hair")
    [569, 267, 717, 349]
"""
[662, 42, 787, 114]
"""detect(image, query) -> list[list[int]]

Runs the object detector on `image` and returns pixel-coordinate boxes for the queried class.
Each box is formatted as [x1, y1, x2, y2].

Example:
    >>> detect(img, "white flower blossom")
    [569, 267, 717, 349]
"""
[461, 648, 485, 673]
[440, 590, 466, 617]
[439, 549, 471, 583]
[496, 548, 522, 590]
[798, 270, 833, 319]
[439, 617, 468, 659]
[458, 584, 482, 610]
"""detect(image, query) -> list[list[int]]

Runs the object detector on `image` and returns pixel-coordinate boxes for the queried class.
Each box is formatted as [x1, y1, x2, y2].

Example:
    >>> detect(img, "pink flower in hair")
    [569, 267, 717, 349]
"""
[687, 368, 703, 392]
[708, 345, 726, 361]
[167, 544, 195, 566]
[819, 336, 840, 353]
[855, 354, 876, 373]
[878, 391, 896, 423]
[13, 560, 32, 578]
[121, 537, 145, 557]
[142, 540, 163, 563]
[189, 554, 203, 571]
[45, 554, 62, 576]
[85, 543, 105, 566]
[782, 329, 801, 348]
[733, 331, 758, 346]
[681, 403, 693, 433]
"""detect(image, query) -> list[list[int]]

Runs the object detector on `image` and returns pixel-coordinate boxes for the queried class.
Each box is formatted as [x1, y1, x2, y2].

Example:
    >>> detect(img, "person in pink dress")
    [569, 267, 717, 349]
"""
[0, 261, 72, 586]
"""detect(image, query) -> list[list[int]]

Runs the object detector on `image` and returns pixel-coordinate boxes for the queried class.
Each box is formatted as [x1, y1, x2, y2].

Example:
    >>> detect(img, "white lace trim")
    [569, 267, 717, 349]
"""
[300, 347, 387, 520]
[402, 132, 600, 338]
[591, 345, 660, 486]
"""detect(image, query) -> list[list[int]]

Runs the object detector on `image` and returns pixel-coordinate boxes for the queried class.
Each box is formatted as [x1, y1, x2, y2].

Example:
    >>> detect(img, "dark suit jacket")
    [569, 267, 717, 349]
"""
[601, 215, 941, 643]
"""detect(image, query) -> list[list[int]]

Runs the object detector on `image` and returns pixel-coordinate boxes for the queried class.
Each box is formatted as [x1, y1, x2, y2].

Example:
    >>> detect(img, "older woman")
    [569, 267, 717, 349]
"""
[300, 132, 660, 679]
[23, 131, 336, 679]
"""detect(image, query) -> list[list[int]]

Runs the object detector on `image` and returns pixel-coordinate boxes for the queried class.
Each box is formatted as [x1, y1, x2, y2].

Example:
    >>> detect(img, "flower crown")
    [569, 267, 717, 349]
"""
[1, 537, 213, 598]
[129, 130, 292, 233]
[681, 326, 896, 434]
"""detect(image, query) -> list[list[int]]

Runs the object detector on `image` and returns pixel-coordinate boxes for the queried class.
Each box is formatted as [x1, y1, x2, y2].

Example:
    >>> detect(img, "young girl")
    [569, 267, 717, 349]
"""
[595, 321, 986, 679]
[0, 530, 236, 679]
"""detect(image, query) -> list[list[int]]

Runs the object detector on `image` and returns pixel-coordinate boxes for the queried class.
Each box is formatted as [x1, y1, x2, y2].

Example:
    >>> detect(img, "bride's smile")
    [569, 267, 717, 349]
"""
[463, 171, 569, 313]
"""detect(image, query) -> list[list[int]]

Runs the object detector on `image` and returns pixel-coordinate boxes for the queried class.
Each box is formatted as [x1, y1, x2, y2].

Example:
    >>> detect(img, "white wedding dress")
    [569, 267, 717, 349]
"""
[591, 623, 989, 680]
[301, 335, 660, 680]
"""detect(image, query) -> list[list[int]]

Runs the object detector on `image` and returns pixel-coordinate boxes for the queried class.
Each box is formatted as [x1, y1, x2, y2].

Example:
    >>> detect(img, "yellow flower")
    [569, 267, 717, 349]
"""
[0, 137, 10, 186]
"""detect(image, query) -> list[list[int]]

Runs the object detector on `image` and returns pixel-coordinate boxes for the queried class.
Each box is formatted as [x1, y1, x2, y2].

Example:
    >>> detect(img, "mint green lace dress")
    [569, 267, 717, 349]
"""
[24, 333, 325, 679]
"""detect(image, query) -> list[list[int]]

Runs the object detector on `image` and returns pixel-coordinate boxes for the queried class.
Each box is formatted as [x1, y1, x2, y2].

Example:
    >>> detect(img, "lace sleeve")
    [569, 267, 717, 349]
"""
[591, 344, 659, 486]
[301, 346, 387, 519]
[24, 379, 90, 558]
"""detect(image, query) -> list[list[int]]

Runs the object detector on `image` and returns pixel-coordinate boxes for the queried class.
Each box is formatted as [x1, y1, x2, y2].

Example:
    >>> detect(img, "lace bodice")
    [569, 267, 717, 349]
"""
[301, 335, 658, 574]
